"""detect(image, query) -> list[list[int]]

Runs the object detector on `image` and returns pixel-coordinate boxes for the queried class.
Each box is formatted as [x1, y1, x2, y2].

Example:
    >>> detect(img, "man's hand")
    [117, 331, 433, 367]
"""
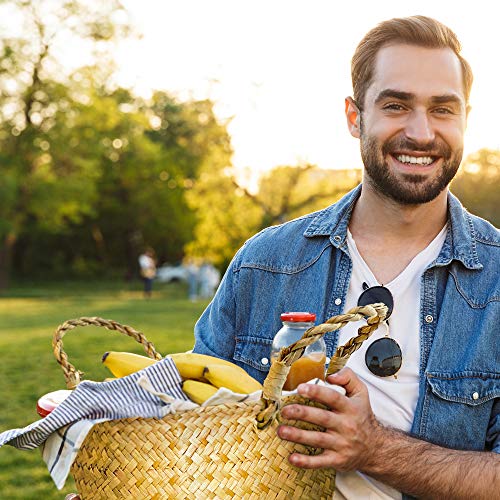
[277, 367, 500, 499]
[277, 367, 383, 471]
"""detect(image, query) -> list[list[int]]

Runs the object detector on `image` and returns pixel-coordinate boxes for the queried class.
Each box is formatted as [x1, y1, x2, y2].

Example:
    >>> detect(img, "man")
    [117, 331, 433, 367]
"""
[194, 15, 499, 499]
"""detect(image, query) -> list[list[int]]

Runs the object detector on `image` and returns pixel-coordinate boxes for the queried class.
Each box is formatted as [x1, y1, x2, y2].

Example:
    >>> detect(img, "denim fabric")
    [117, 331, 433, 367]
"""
[193, 185, 500, 476]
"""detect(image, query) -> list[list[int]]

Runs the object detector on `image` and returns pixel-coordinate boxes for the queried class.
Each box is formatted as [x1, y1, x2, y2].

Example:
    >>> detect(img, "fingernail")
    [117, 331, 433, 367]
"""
[278, 426, 290, 438]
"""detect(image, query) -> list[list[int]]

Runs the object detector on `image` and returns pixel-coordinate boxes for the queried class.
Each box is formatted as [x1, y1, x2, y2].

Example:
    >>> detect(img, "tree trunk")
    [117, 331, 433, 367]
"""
[0, 233, 17, 291]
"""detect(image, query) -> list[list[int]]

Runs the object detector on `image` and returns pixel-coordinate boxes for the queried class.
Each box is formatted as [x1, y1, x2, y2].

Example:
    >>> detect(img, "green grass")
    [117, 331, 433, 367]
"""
[0, 280, 209, 499]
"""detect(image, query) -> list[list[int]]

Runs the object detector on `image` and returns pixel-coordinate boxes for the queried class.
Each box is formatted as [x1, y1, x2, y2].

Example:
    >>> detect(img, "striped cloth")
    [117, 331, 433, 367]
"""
[0, 357, 194, 489]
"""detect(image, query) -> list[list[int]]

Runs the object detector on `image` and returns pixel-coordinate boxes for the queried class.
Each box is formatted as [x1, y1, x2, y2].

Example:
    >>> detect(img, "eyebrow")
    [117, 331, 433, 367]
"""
[374, 89, 414, 104]
[374, 89, 464, 108]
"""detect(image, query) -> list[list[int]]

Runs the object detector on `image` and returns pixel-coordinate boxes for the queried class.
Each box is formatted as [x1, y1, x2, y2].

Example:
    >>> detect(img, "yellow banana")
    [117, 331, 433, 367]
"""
[102, 351, 156, 377]
[169, 352, 237, 380]
[203, 364, 263, 394]
[182, 379, 219, 405]
[102, 350, 249, 383]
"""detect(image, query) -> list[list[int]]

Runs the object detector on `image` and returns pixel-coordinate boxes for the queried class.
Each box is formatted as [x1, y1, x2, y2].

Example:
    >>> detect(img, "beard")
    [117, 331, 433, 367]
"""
[359, 127, 462, 205]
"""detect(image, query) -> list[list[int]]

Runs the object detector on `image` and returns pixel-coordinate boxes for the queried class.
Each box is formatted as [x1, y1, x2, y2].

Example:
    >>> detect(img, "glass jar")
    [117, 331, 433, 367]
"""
[270, 312, 326, 390]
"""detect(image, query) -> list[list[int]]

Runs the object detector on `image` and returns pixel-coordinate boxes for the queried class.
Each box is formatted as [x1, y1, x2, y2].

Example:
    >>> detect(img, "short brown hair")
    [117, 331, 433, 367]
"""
[351, 15, 473, 109]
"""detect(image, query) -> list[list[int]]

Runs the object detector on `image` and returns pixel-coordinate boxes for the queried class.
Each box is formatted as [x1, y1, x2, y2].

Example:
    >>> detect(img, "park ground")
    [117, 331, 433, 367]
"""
[0, 280, 207, 499]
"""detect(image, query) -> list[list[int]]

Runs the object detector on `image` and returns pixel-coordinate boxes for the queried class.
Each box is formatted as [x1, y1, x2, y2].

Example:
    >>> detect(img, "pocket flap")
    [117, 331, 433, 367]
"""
[234, 335, 273, 373]
[427, 371, 500, 406]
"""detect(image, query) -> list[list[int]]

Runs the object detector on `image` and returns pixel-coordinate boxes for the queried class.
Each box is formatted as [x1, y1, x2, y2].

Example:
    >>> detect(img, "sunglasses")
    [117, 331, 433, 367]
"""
[357, 283, 402, 377]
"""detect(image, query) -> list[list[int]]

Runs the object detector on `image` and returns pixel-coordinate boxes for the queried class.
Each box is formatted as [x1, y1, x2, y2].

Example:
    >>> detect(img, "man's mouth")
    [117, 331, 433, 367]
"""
[392, 154, 437, 166]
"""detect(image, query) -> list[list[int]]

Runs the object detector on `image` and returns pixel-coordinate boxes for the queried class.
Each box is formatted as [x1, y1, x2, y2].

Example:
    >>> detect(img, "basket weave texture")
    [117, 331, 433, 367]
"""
[52, 305, 387, 499]
[71, 401, 335, 499]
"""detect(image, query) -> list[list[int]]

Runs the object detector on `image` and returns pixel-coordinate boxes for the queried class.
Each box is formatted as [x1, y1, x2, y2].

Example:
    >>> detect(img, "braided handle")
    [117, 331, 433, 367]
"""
[256, 303, 388, 429]
[52, 317, 162, 389]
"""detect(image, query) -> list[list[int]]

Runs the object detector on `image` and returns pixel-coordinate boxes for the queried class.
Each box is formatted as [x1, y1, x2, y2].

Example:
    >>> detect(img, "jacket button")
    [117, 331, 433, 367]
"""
[261, 357, 269, 365]
[334, 298, 342, 305]
[333, 235, 342, 242]
[472, 392, 479, 400]
[425, 315, 434, 323]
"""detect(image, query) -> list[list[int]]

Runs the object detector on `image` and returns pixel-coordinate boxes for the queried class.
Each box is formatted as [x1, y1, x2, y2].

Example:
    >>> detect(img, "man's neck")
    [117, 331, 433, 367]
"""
[348, 184, 448, 284]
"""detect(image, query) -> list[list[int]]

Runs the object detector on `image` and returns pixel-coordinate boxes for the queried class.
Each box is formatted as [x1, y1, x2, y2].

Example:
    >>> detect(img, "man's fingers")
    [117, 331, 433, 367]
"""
[278, 424, 342, 450]
[281, 403, 340, 429]
[326, 367, 365, 397]
[288, 450, 338, 469]
[295, 382, 350, 412]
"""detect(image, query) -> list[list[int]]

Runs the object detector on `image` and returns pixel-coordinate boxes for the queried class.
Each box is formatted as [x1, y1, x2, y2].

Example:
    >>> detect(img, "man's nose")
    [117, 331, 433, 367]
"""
[404, 110, 435, 145]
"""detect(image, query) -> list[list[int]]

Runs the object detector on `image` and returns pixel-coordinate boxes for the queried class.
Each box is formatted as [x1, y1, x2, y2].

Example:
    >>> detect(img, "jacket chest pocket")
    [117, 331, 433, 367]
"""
[424, 371, 500, 451]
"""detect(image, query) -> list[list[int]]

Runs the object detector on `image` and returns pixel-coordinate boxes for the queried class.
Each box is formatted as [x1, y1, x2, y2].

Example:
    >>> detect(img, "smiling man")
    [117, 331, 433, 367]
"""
[193, 16, 499, 499]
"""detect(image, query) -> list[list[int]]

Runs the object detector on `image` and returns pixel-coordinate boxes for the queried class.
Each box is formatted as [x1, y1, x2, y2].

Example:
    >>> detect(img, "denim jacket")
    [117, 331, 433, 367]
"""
[194, 185, 500, 469]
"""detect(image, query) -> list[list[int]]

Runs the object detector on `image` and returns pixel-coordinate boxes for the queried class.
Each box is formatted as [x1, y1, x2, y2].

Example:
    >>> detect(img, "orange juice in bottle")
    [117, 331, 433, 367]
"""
[284, 352, 326, 390]
[270, 312, 326, 391]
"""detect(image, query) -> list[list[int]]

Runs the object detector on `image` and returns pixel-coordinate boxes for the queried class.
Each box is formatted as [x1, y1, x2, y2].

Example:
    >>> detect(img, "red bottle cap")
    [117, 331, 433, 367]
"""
[280, 312, 316, 322]
[36, 390, 72, 418]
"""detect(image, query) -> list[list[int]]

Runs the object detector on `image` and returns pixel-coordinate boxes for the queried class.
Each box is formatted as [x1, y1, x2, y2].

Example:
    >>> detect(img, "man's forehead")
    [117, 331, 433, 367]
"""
[366, 44, 466, 104]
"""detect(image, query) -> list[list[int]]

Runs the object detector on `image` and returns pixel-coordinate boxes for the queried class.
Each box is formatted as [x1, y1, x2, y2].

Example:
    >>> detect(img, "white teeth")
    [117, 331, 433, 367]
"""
[396, 155, 434, 165]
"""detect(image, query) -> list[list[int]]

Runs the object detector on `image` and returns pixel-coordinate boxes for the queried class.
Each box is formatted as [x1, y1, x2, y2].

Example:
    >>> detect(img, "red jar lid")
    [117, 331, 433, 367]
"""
[280, 312, 316, 322]
[36, 389, 72, 418]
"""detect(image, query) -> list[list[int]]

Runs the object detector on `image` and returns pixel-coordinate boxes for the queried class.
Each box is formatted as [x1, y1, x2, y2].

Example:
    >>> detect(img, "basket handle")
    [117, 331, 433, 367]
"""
[256, 303, 388, 429]
[52, 317, 163, 389]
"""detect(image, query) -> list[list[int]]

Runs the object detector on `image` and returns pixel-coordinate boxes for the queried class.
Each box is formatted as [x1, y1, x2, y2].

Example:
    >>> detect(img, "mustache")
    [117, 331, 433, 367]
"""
[382, 137, 451, 158]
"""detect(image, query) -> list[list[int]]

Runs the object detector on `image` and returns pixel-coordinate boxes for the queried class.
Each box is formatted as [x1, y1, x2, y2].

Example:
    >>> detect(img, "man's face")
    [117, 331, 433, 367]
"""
[354, 44, 468, 205]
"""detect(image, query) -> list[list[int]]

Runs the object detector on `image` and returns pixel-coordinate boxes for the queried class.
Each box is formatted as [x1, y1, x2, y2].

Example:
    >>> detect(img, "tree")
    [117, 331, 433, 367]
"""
[186, 164, 361, 269]
[0, 0, 133, 288]
[451, 148, 500, 227]
[9, 83, 235, 280]
[240, 164, 360, 228]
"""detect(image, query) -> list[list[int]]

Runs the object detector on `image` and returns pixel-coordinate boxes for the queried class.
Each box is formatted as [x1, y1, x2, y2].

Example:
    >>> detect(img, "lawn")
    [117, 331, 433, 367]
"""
[0, 280, 209, 499]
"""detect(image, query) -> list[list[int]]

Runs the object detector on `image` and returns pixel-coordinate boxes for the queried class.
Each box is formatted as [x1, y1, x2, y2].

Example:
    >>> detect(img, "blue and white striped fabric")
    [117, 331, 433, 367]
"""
[0, 357, 192, 489]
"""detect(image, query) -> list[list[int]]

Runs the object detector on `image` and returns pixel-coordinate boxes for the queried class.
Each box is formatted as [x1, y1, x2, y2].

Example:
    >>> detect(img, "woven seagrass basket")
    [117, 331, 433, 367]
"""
[52, 303, 387, 499]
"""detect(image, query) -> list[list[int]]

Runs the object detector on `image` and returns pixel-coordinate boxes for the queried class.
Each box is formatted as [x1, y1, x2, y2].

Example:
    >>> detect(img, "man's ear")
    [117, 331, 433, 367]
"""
[345, 96, 361, 138]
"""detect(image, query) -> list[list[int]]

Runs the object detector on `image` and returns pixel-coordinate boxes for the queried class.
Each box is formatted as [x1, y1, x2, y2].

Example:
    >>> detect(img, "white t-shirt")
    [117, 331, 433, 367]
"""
[333, 225, 448, 500]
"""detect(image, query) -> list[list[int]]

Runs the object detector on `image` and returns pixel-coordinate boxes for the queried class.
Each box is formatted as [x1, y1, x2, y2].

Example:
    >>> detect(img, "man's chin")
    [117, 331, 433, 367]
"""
[368, 175, 447, 205]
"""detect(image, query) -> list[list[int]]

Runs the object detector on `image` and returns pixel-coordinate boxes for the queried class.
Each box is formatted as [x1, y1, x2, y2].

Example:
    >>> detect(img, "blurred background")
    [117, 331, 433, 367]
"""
[0, 1, 498, 498]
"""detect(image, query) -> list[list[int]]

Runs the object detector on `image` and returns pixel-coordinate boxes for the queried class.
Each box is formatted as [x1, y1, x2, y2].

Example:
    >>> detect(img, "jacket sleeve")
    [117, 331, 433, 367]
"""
[192, 251, 241, 363]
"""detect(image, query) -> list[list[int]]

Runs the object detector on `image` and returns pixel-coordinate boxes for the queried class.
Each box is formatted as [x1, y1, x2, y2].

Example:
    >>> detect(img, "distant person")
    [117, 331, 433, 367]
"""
[199, 262, 221, 299]
[138, 248, 156, 298]
[184, 257, 200, 302]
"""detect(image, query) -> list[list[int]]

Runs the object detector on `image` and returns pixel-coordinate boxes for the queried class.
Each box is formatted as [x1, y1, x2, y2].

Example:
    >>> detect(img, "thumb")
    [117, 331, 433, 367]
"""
[327, 367, 365, 397]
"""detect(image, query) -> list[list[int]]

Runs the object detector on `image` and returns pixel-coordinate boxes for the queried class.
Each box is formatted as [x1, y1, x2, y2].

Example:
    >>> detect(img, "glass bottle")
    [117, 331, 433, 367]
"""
[270, 312, 326, 390]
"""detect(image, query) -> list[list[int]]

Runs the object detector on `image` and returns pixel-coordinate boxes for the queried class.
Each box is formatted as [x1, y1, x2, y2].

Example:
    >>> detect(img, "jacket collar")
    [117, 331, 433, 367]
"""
[303, 185, 361, 246]
[304, 184, 482, 270]
[438, 191, 482, 270]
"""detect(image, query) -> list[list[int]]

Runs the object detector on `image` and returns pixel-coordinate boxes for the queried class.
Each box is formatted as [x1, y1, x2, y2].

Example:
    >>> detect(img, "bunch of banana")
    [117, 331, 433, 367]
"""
[102, 351, 262, 405]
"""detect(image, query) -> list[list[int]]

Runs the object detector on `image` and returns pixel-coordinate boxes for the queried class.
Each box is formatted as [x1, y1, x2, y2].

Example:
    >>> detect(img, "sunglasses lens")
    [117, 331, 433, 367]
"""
[365, 338, 402, 377]
[357, 286, 394, 319]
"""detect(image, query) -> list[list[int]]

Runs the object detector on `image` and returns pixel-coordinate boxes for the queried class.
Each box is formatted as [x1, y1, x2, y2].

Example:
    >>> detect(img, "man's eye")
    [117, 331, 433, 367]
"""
[383, 103, 405, 111]
[433, 107, 453, 114]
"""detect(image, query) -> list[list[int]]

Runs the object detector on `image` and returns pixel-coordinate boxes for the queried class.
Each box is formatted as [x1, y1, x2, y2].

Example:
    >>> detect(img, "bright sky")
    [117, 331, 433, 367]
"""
[114, 0, 498, 186]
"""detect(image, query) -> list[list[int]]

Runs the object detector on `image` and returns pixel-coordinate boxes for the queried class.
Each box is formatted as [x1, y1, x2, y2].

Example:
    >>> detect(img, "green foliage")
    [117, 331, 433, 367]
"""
[0, 1, 233, 284]
[451, 149, 500, 227]
[186, 165, 361, 269]
[0, 280, 207, 499]
[0, 0, 135, 287]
